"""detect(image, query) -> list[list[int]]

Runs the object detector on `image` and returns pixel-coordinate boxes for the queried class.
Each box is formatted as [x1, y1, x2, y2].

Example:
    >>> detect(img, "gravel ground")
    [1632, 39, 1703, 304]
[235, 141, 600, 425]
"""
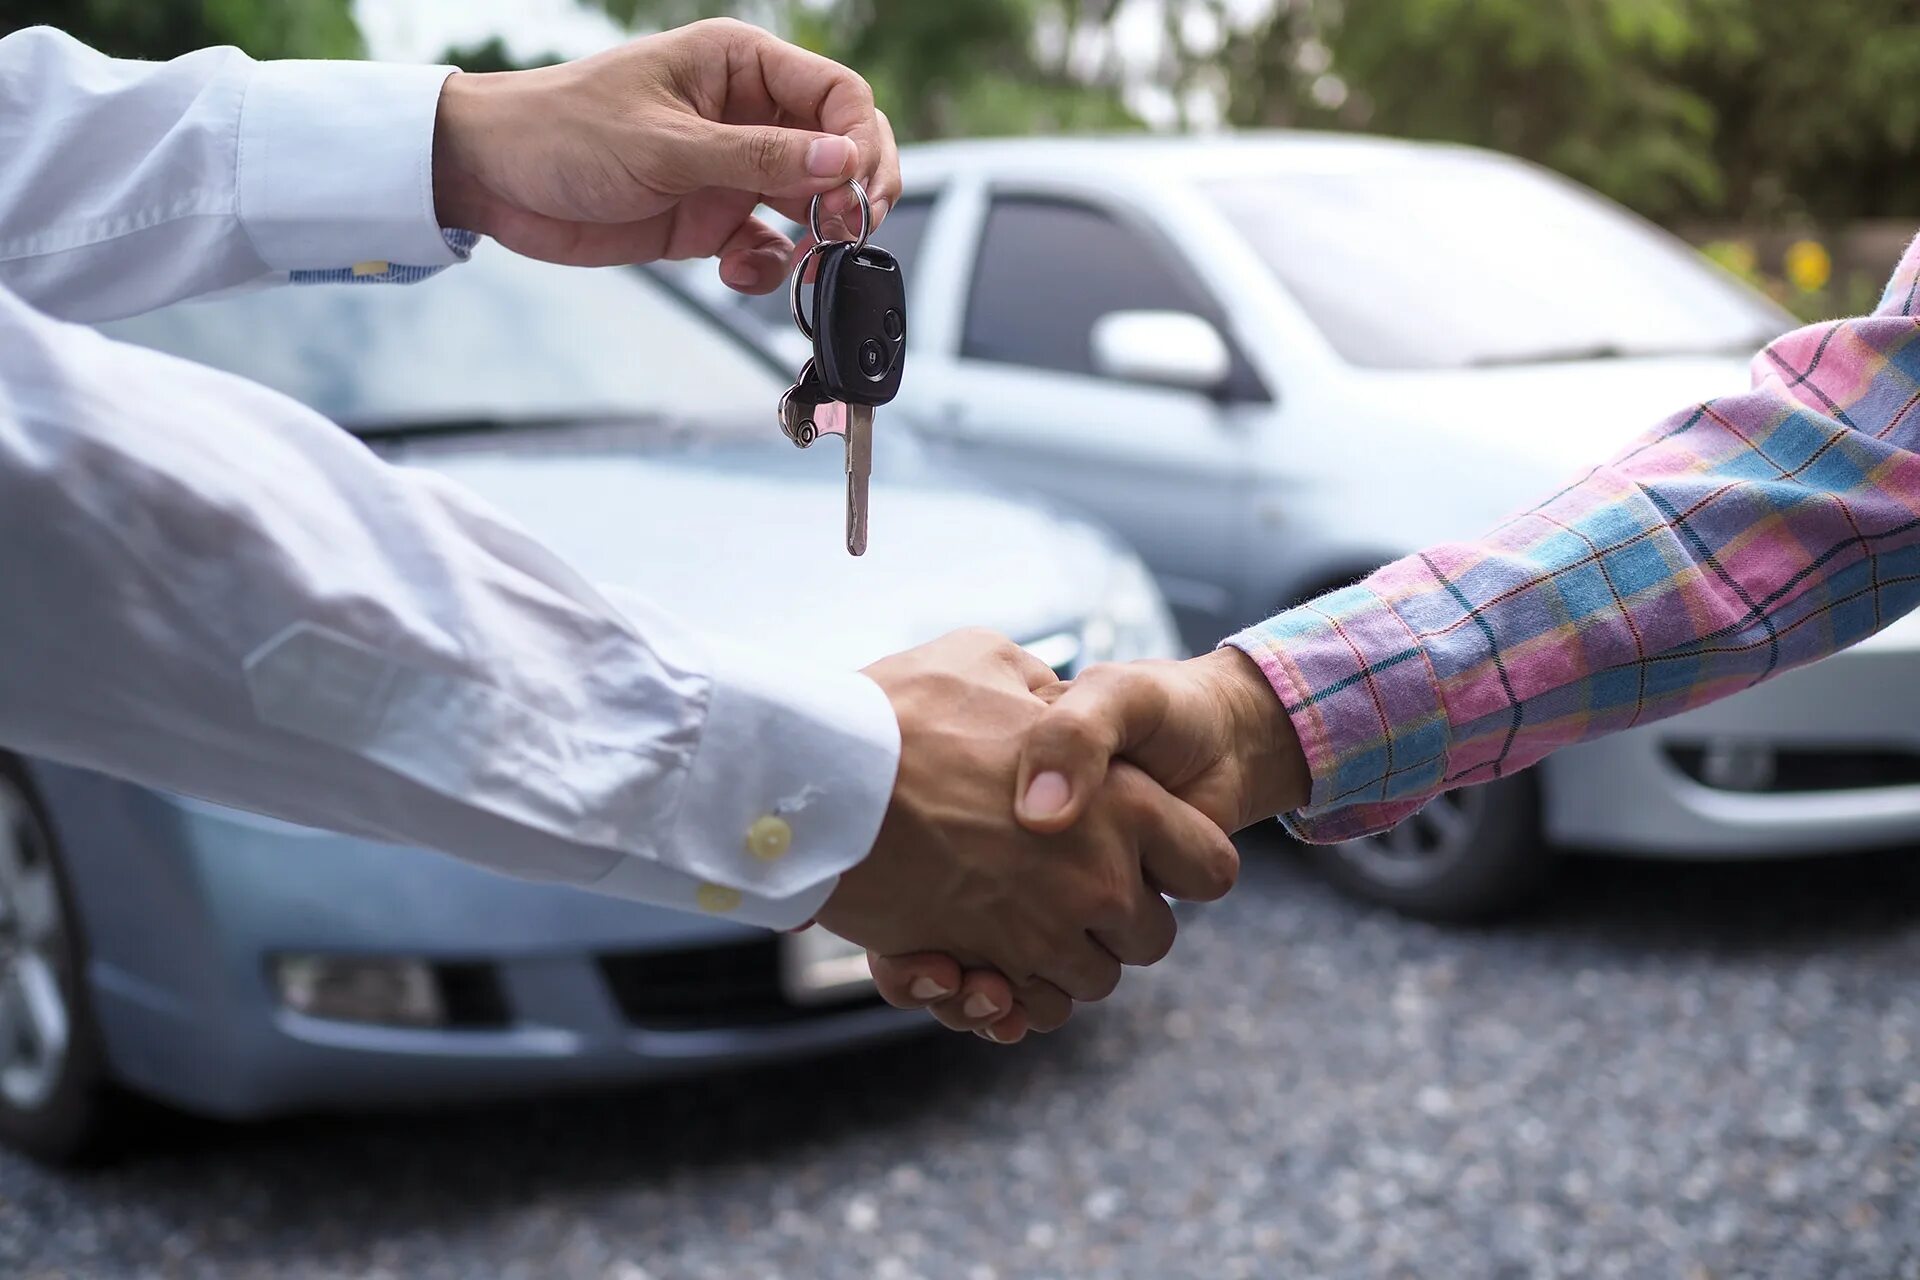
[8, 835, 1920, 1280]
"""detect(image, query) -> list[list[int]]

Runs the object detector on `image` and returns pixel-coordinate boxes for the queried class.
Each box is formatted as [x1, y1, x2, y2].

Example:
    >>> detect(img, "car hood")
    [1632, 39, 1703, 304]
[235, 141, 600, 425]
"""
[398, 443, 1118, 668]
[1364, 354, 1757, 474]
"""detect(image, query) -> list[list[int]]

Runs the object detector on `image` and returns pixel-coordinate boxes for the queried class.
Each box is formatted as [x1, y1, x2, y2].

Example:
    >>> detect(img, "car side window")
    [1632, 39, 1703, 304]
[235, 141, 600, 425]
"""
[739, 197, 935, 331]
[963, 196, 1234, 381]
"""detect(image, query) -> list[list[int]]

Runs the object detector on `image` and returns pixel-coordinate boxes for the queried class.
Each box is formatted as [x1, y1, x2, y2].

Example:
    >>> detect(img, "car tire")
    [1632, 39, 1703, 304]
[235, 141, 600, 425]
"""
[1307, 774, 1551, 922]
[0, 757, 119, 1166]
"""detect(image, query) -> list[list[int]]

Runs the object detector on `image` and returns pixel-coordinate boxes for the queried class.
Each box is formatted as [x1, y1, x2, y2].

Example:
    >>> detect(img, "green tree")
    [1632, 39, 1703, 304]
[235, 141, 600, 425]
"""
[1184, 0, 1725, 221]
[587, 0, 1138, 141]
[1181, 0, 1920, 226]
[1679, 0, 1920, 224]
[438, 35, 563, 73]
[7, 0, 362, 61]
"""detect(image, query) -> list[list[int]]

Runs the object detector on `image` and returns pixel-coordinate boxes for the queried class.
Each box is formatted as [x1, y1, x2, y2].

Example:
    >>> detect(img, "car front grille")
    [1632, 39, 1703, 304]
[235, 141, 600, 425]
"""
[599, 938, 879, 1032]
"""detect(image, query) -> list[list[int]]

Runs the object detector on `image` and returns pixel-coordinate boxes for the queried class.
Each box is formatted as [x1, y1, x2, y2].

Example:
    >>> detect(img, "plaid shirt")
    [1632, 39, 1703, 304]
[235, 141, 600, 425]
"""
[1229, 233, 1920, 843]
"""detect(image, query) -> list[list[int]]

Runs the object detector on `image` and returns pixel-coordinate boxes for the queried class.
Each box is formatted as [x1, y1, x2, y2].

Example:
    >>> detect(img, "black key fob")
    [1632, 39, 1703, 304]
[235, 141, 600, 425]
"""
[812, 242, 908, 408]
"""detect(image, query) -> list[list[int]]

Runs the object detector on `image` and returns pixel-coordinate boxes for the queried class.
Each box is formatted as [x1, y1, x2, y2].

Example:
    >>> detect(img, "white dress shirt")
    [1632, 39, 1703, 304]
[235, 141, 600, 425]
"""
[0, 27, 902, 929]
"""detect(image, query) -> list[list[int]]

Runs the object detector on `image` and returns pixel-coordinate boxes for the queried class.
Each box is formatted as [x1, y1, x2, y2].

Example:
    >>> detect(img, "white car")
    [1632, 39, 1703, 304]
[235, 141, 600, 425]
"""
[698, 133, 1920, 919]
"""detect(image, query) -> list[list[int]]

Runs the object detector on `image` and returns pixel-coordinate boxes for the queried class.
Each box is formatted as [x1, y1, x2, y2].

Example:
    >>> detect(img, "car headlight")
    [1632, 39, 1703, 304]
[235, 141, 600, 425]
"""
[1082, 555, 1185, 666]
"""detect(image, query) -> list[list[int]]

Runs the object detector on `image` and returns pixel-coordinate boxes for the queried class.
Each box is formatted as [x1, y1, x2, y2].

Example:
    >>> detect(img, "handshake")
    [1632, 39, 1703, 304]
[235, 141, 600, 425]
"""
[815, 630, 1311, 1045]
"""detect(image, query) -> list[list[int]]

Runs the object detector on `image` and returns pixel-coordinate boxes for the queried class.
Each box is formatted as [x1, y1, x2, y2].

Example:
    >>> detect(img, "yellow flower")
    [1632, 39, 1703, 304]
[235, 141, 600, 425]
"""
[1785, 239, 1832, 293]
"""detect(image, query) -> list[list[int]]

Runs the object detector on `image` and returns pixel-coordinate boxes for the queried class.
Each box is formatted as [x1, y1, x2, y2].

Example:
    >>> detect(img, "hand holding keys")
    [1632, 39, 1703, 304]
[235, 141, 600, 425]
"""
[778, 181, 907, 556]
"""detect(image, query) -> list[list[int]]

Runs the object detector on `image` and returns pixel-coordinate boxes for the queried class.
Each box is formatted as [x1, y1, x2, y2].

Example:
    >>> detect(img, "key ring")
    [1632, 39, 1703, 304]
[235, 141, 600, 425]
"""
[790, 180, 873, 343]
[789, 242, 832, 343]
[810, 179, 872, 255]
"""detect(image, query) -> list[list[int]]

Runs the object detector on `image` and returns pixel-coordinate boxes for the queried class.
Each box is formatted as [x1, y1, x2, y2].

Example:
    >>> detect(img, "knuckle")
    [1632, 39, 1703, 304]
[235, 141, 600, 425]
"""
[1081, 963, 1122, 1003]
[994, 642, 1028, 670]
[1084, 879, 1137, 931]
[1016, 980, 1073, 1032]
[1143, 913, 1179, 967]
[836, 66, 876, 107]
[741, 126, 790, 177]
[953, 625, 1007, 652]
[1027, 1002, 1070, 1034]
[869, 965, 915, 1008]
[1105, 765, 1157, 821]
[1077, 662, 1138, 696]
[691, 16, 756, 42]
[1205, 842, 1242, 897]
[1044, 707, 1107, 759]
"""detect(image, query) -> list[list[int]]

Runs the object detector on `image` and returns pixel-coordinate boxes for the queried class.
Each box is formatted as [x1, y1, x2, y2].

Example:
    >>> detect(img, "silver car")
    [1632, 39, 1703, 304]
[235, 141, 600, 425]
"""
[696, 134, 1920, 920]
[0, 249, 1182, 1163]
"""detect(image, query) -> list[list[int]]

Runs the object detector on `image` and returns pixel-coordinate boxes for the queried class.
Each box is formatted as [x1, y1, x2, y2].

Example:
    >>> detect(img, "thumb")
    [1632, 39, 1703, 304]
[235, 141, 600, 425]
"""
[679, 122, 858, 199]
[1015, 665, 1173, 835]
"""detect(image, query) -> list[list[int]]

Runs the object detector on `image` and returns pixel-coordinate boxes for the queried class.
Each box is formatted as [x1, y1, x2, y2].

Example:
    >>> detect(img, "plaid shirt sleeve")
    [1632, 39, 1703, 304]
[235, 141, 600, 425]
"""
[1229, 233, 1920, 843]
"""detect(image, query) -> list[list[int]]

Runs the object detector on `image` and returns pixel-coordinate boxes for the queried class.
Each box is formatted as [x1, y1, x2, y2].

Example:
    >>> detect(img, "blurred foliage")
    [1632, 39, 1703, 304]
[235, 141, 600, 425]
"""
[589, 0, 1920, 230]
[587, 0, 1139, 140]
[1240, 0, 1730, 221]
[6, 0, 361, 60]
[29, 0, 1910, 231]
[1679, 1, 1920, 225]
[17, 0, 1916, 248]
[1171, 0, 1920, 226]
[440, 35, 563, 73]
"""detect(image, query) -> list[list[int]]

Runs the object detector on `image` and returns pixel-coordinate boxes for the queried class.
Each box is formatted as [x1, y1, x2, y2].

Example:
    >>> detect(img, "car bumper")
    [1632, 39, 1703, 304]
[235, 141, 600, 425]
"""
[1541, 642, 1920, 858]
[69, 790, 924, 1120]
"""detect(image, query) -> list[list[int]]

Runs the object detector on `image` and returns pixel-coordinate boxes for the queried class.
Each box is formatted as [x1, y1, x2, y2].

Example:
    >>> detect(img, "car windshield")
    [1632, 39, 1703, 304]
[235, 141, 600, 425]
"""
[1208, 153, 1794, 370]
[98, 250, 788, 439]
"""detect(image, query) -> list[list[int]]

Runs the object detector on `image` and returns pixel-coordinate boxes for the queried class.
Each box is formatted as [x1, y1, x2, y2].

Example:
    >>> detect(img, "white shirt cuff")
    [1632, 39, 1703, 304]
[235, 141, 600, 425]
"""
[237, 59, 459, 272]
[650, 635, 900, 916]
[591, 855, 842, 933]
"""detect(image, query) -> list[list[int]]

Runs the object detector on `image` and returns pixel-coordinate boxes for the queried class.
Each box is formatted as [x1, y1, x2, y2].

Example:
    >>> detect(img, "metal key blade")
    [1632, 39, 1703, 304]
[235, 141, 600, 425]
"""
[845, 404, 873, 556]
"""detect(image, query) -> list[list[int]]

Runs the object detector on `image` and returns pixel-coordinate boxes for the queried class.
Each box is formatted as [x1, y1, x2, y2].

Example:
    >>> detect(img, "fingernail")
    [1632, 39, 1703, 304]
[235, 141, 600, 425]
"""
[909, 977, 952, 1001]
[871, 197, 890, 226]
[964, 993, 1001, 1019]
[984, 1024, 1019, 1045]
[1023, 772, 1071, 819]
[720, 259, 757, 289]
[807, 136, 853, 178]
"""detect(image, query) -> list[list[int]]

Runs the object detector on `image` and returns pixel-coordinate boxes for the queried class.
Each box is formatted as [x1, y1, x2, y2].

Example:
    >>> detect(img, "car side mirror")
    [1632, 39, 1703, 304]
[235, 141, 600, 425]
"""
[1090, 310, 1233, 394]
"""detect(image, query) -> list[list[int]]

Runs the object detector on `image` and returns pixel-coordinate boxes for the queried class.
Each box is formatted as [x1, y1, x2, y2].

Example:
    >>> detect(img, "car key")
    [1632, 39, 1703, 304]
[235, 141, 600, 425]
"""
[807, 239, 906, 557]
[782, 180, 906, 556]
[777, 358, 869, 554]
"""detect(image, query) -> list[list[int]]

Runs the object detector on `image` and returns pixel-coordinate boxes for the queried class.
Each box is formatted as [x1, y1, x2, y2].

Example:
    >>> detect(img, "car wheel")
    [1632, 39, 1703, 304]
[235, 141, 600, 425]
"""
[0, 758, 116, 1165]
[1308, 774, 1550, 921]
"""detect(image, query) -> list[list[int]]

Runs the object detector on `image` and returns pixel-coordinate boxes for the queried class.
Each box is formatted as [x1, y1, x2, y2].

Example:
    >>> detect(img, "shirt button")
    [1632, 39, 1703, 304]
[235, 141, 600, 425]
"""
[696, 883, 742, 915]
[745, 815, 794, 862]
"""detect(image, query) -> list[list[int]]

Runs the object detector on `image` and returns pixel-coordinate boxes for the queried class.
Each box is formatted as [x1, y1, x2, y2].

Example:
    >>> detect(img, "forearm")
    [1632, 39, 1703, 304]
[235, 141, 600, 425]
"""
[0, 27, 466, 321]
[0, 286, 899, 928]
[1230, 233, 1920, 840]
